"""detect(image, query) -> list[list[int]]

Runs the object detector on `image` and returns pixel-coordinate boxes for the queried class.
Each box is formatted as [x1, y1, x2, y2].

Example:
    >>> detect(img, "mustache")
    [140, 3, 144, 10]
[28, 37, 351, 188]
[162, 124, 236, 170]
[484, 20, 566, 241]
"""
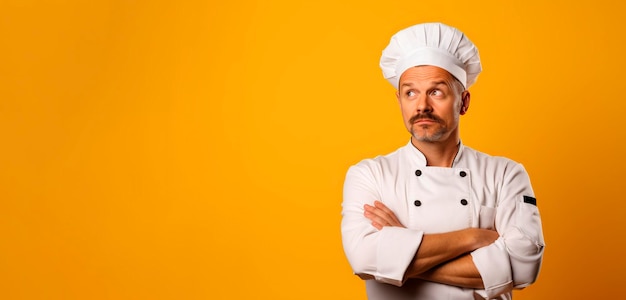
[409, 113, 443, 124]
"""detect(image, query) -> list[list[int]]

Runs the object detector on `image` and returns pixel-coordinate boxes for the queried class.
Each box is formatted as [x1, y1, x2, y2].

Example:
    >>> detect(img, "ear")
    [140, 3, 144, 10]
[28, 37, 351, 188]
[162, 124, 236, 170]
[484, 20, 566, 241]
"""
[459, 91, 470, 115]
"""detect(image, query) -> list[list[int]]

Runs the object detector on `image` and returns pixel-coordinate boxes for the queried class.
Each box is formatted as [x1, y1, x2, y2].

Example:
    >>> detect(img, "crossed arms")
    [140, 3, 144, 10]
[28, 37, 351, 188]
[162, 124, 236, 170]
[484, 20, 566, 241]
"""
[341, 161, 545, 298]
[364, 200, 498, 289]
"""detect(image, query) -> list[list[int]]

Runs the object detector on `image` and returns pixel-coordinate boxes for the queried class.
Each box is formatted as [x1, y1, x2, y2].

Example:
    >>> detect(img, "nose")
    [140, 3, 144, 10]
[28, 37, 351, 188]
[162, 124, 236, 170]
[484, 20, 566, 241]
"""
[415, 93, 433, 113]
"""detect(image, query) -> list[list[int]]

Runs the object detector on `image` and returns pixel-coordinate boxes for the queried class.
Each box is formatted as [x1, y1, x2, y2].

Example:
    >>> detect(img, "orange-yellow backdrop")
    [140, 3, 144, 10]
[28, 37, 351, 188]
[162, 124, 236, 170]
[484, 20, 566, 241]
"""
[1, 0, 625, 299]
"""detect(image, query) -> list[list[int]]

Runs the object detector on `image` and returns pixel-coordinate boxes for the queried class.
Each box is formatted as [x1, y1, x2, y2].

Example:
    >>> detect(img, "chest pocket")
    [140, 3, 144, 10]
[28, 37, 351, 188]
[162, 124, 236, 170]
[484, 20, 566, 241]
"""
[408, 167, 473, 233]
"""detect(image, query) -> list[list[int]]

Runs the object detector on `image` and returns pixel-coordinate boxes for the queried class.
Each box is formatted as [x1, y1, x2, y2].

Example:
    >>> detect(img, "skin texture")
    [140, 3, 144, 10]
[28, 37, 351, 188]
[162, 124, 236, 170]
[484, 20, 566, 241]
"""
[396, 65, 469, 167]
[363, 66, 499, 288]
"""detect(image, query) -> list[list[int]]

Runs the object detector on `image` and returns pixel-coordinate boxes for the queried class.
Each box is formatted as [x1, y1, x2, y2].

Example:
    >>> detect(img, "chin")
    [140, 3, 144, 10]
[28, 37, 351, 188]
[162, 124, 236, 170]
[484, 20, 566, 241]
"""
[411, 132, 446, 143]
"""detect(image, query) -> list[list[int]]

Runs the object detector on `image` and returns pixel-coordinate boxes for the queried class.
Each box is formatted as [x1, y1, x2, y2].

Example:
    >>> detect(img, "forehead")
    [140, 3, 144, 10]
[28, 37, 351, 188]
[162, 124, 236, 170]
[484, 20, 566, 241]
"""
[398, 65, 456, 88]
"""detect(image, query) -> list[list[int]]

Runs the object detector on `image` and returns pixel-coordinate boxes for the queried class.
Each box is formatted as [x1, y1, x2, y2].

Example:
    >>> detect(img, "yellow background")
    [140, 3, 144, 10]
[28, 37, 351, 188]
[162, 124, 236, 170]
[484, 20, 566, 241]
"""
[1, 0, 625, 299]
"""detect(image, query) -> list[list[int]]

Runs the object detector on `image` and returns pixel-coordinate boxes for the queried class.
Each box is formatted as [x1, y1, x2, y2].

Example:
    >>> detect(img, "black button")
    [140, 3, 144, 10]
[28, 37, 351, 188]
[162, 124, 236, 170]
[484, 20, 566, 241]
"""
[459, 171, 467, 177]
[460, 199, 468, 205]
[414, 200, 422, 207]
[415, 170, 422, 176]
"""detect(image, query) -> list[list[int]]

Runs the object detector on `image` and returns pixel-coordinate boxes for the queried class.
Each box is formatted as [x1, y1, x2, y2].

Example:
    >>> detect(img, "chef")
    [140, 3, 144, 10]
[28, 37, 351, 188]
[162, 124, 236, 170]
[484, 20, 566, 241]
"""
[340, 22, 545, 300]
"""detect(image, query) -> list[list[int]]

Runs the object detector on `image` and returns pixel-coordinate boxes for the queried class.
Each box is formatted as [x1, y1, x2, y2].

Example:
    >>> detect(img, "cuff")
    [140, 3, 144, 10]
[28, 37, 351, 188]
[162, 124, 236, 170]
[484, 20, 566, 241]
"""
[374, 226, 423, 286]
[471, 237, 513, 298]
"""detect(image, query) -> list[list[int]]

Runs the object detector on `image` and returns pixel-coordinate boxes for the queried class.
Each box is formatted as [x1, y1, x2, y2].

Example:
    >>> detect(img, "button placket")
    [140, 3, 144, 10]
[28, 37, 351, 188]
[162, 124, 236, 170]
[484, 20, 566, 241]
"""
[414, 169, 422, 208]
[460, 170, 468, 206]
[458, 169, 474, 226]
[409, 167, 473, 231]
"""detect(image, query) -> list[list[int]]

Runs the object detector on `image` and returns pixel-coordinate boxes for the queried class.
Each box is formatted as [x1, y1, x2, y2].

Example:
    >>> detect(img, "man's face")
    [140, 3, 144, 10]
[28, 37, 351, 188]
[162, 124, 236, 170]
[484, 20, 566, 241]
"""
[396, 65, 469, 144]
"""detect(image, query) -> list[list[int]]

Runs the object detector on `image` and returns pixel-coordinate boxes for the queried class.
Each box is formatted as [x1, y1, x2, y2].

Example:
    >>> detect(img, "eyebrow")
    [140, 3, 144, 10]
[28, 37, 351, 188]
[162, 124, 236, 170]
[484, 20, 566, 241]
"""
[431, 81, 448, 87]
[400, 80, 449, 89]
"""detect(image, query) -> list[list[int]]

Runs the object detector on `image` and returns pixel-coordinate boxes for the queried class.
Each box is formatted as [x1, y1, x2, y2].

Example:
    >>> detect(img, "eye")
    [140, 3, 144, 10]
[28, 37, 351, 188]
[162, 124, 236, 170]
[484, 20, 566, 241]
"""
[406, 90, 416, 97]
[430, 90, 443, 97]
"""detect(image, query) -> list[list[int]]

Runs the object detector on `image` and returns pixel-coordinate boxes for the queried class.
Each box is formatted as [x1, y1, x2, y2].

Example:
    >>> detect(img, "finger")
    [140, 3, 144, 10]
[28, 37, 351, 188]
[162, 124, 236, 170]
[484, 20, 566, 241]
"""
[373, 201, 402, 226]
[364, 210, 387, 226]
[371, 221, 383, 230]
[364, 203, 396, 226]
[373, 200, 394, 216]
[364, 206, 384, 230]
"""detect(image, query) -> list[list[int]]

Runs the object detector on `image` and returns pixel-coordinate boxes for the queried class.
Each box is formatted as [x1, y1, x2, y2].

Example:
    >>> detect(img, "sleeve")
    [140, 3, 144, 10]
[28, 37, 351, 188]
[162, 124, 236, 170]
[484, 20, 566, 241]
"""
[471, 163, 545, 299]
[341, 163, 424, 286]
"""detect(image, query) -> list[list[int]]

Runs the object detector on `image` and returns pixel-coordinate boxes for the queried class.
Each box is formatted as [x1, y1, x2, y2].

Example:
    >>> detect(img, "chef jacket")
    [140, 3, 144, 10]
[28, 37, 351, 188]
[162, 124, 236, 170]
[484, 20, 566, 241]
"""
[341, 141, 545, 299]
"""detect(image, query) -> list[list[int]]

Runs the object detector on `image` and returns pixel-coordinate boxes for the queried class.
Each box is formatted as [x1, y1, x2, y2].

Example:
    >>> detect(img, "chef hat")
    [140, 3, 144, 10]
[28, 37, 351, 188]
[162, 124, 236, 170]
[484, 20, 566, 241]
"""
[380, 22, 482, 90]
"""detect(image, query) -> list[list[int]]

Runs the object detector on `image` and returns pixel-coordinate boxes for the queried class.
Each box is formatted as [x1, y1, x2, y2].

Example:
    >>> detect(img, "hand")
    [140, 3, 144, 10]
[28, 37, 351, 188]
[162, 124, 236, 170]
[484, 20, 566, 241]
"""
[467, 228, 499, 249]
[364, 200, 405, 230]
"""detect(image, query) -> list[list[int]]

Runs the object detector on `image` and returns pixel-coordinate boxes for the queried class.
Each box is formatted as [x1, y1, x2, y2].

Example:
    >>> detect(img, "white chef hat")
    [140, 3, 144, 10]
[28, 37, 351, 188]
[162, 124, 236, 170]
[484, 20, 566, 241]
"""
[380, 22, 482, 90]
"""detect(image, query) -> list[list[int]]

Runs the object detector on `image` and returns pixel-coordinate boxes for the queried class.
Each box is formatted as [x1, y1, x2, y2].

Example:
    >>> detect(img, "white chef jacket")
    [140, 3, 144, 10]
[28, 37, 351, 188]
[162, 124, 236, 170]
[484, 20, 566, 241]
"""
[341, 141, 545, 300]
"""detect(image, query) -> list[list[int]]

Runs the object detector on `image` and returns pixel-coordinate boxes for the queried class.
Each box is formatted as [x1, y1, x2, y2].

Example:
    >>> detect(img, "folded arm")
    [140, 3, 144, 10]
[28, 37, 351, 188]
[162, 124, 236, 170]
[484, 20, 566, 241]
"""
[364, 201, 498, 288]
[416, 254, 483, 288]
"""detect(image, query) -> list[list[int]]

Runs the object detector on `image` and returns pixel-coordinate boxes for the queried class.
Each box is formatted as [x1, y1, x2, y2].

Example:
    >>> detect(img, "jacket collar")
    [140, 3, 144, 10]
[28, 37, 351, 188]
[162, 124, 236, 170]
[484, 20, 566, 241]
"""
[404, 139, 465, 167]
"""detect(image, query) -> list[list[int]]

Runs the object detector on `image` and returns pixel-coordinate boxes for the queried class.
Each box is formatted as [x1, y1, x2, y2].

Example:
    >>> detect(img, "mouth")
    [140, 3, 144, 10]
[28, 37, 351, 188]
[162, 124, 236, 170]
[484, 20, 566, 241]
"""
[410, 113, 441, 125]
[413, 118, 438, 125]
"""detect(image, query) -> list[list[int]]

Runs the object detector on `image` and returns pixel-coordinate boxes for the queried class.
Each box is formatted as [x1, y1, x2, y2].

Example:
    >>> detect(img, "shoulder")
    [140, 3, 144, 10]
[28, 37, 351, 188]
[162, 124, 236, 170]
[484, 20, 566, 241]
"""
[461, 146, 530, 182]
[346, 145, 407, 178]
[462, 145, 521, 167]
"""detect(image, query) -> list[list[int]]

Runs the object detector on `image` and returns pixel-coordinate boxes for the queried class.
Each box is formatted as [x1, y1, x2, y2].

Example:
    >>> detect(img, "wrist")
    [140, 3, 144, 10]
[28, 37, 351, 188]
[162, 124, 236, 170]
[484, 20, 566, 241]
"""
[465, 228, 482, 252]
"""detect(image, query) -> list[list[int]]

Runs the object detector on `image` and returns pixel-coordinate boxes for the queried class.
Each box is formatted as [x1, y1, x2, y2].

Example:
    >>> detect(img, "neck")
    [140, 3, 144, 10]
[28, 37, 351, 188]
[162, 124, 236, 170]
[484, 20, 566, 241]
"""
[411, 135, 460, 167]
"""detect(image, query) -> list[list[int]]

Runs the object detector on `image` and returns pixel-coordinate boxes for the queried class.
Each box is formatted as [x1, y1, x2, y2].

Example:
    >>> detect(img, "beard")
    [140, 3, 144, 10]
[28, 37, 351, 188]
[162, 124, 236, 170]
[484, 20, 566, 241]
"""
[410, 124, 447, 142]
[408, 112, 457, 142]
